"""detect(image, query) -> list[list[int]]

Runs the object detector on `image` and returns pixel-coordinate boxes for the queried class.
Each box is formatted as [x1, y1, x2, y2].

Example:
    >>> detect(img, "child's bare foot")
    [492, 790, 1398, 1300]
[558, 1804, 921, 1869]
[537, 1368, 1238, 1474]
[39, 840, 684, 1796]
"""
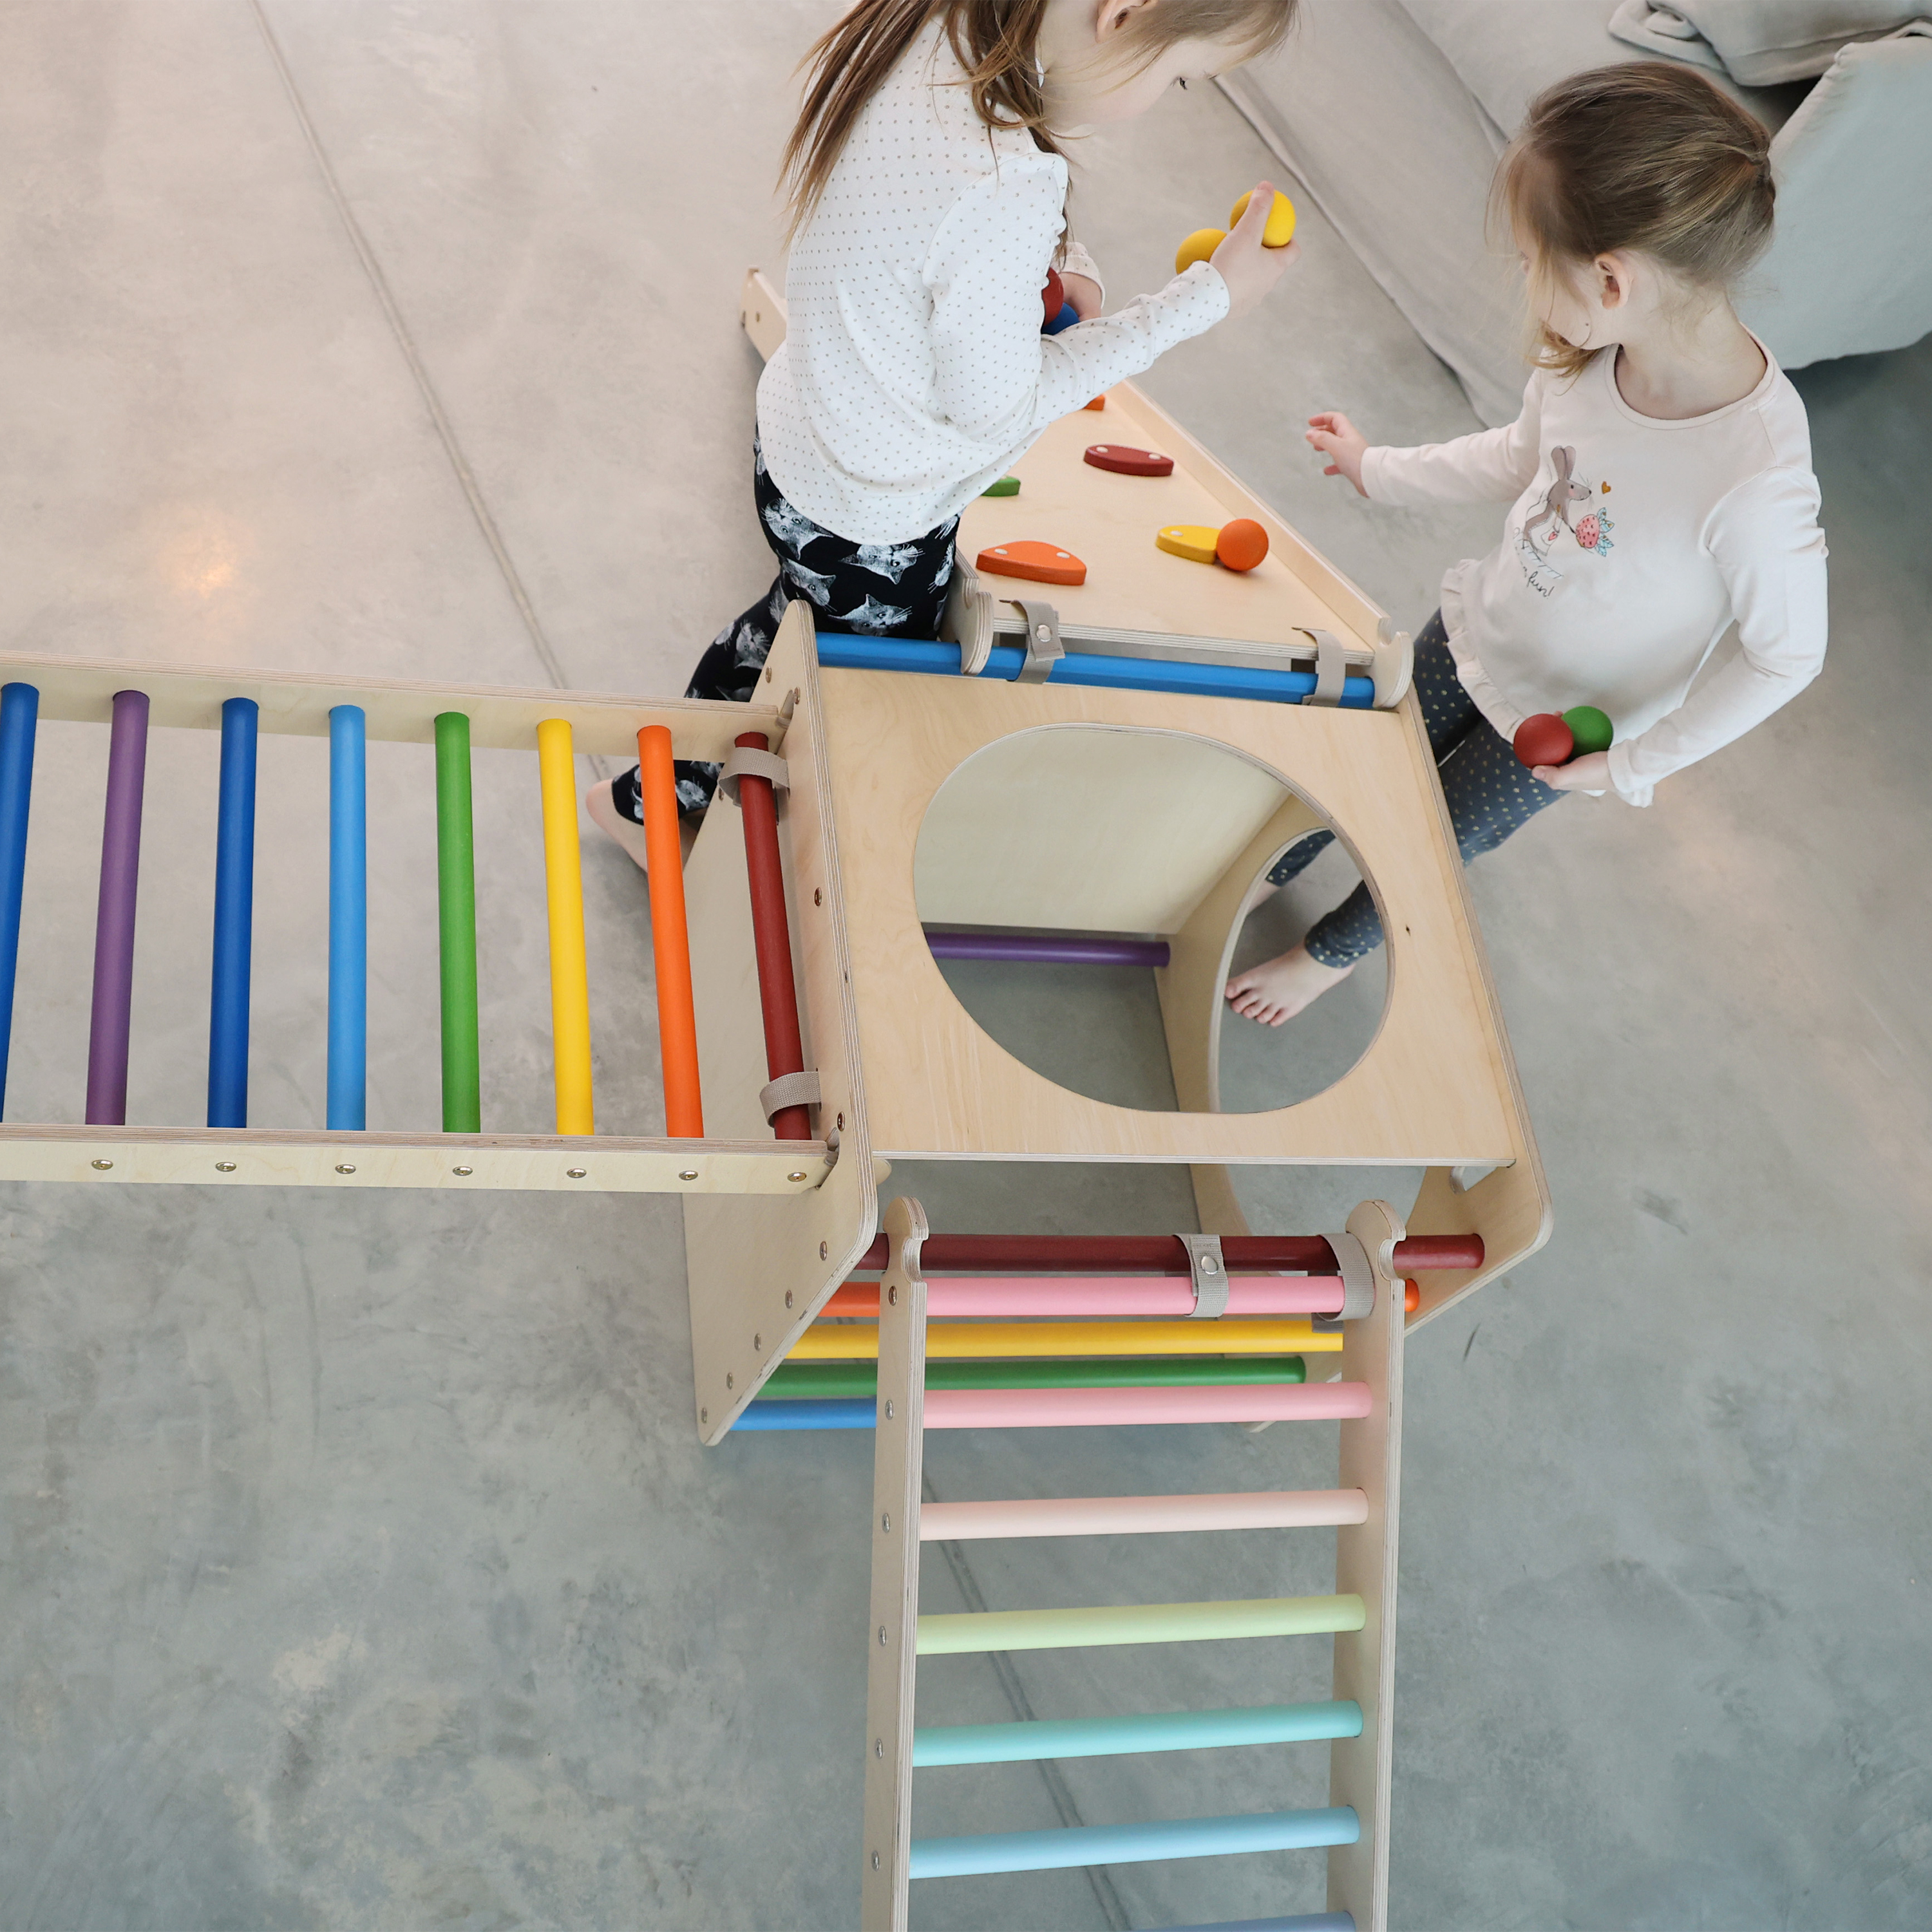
[1225, 945, 1354, 1026]
[585, 777, 695, 873]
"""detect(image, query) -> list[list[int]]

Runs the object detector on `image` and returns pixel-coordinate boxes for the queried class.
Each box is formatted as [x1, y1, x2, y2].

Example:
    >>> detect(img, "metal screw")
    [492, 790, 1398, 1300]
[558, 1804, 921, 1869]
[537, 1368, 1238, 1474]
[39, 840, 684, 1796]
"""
[818, 1243, 828, 1262]
[881, 1512, 891, 1533]
[884, 1399, 895, 1419]
[887, 1285, 898, 1306]
[214, 1161, 236, 1173]
[785, 1291, 795, 1308]
[877, 1625, 888, 1646]
[700, 1408, 709, 1425]
[1201, 1255, 1219, 1274]
[871, 1852, 881, 1870]
[875, 1739, 884, 1759]
[336, 1163, 356, 1175]
[837, 1113, 845, 1131]
[1036, 622, 1051, 643]
[566, 1167, 587, 1179]
[726, 1373, 735, 1390]
[814, 888, 822, 906]
[679, 1170, 698, 1181]
[753, 1334, 762, 1351]
[91, 1159, 113, 1171]
[453, 1165, 473, 1176]
[788, 1171, 808, 1182]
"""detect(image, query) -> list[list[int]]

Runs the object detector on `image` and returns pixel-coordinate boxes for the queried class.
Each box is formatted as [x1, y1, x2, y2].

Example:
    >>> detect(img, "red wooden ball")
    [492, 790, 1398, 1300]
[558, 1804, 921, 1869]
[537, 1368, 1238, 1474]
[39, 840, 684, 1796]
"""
[1043, 267, 1065, 323]
[1513, 712, 1574, 769]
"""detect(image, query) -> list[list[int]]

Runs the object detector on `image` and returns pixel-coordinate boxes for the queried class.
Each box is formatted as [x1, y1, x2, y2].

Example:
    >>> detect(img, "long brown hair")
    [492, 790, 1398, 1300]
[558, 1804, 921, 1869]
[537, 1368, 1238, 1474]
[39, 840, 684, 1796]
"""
[1496, 61, 1775, 377]
[780, 0, 1298, 237]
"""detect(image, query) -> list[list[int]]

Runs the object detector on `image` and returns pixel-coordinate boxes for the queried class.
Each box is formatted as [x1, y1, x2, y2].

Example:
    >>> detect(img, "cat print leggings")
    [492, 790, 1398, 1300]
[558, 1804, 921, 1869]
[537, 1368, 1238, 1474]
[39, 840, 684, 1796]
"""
[1271, 612, 1565, 967]
[611, 439, 959, 823]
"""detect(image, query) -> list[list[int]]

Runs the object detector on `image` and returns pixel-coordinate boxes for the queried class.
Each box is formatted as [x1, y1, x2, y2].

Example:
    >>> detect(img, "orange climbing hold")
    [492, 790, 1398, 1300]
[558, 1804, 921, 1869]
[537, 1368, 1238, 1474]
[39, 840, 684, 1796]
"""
[976, 540, 1088, 588]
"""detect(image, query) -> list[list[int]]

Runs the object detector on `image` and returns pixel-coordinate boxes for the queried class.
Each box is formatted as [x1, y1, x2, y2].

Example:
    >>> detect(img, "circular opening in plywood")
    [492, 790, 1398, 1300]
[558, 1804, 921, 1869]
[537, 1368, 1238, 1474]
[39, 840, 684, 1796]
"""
[913, 724, 1387, 1113]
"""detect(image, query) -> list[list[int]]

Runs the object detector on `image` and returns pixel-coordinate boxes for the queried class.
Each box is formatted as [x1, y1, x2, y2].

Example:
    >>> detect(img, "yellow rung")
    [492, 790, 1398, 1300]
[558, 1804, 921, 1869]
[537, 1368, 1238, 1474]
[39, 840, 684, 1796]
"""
[790, 1318, 1341, 1361]
[536, 718, 594, 1136]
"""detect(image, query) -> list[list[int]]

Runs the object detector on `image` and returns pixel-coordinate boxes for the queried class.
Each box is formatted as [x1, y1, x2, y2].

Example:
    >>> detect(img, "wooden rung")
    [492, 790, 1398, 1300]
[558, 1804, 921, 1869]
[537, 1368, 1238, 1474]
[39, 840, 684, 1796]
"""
[915, 1592, 1363, 1655]
[1153, 1913, 1358, 1931]
[907, 1807, 1359, 1879]
[912, 1700, 1361, 1766]
[918, 1488, 1368, 1540]
[920, 1382, 1369, 1429]
[763, 1356, 1308, 1399]
[791, 1318, 1342, 1360]
[824, 1276, 1347, 1318]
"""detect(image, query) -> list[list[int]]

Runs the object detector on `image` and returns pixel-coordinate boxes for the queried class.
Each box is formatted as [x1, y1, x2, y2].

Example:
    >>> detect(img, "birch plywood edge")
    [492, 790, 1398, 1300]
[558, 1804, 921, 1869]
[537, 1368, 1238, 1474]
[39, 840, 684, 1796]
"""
[682, 602, 878, 1443]
[0, 650, 779, 761]
[822, 668, 1521, 1165]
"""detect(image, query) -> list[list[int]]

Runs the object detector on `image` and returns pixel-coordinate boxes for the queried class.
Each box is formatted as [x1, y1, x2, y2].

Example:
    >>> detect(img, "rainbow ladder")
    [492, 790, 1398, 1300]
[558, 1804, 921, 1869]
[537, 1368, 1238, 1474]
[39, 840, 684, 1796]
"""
[860, 1196, 1406, 1932]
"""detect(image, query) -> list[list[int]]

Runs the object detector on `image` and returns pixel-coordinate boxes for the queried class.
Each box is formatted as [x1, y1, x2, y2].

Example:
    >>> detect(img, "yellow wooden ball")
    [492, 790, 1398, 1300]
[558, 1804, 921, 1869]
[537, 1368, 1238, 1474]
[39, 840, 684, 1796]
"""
[1229, 188, 1297, 248]
[1174, 227, 1227, 274]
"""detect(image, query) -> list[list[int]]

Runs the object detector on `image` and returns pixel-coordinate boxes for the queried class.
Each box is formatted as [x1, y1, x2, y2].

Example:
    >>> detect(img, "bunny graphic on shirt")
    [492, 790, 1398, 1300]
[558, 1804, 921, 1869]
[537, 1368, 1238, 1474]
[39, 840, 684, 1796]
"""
[1514, 445, 1615, 595]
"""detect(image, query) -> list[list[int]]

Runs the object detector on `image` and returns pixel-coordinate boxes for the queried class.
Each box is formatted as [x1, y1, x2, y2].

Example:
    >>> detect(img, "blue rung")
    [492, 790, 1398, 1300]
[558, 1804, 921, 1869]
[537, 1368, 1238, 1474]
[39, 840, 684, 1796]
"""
[914, 1700, 1362, 1766]
[0, 682, 39, 1119]
[327, 705, 367, 1130]
[1157, 1916, 1356, 1931]
[815, 634, 1376, 707]
[207, 697, 258, 1128]
[732, 1397, 875, 1431]
[909, 1806, 1359, 1879]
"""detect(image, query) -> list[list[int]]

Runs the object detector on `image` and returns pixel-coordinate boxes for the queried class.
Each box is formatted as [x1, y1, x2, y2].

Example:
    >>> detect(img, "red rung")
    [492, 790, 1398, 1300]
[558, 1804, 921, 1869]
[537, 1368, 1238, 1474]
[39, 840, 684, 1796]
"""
[735, 730, 810, 1141]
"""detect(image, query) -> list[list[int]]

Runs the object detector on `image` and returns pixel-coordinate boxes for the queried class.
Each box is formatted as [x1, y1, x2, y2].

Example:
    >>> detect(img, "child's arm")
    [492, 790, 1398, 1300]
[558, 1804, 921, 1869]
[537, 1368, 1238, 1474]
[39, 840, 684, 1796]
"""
[927, 169, 1286, 446]
[1548, 469, 1829, 805]
[1309, 381, 1544, 504]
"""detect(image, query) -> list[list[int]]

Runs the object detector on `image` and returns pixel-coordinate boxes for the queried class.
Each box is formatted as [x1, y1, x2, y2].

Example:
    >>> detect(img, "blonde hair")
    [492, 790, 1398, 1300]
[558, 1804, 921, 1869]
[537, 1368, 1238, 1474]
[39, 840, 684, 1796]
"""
[781, 0, 1298, 238]
[1496, 61, 1775, 377]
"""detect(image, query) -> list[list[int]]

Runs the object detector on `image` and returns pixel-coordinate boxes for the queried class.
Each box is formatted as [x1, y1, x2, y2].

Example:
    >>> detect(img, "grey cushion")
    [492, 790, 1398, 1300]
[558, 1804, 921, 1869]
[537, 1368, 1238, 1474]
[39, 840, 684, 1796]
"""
[1609, 1, 1931, 84]
[1394, 0, 1799, 136]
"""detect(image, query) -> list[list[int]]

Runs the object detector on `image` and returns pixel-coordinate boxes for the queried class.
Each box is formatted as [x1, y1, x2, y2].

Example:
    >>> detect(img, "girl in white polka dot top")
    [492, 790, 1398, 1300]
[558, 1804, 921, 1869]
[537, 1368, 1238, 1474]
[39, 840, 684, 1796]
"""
[590, 0, 1302, 852]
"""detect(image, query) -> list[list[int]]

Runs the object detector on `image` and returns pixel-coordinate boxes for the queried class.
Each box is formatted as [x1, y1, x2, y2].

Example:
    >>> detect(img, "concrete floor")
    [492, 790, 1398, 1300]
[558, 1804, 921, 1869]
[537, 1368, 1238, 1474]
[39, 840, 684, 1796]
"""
[3, 4, 1929, 1927]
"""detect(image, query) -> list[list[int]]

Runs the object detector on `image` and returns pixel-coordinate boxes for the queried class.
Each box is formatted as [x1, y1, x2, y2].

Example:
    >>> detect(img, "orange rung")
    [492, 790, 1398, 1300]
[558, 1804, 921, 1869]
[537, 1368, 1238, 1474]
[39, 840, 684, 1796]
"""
[637, 726, 703, 1136]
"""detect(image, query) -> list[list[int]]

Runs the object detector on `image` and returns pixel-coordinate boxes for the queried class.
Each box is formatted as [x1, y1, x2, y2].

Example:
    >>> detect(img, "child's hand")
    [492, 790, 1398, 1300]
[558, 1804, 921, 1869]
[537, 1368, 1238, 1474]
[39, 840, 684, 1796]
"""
[1307, 412, 1368, 497]
[1532, 750, 1613, 792]
[1209, 182, 1298, 319]
[1061, 272, 1103, 319]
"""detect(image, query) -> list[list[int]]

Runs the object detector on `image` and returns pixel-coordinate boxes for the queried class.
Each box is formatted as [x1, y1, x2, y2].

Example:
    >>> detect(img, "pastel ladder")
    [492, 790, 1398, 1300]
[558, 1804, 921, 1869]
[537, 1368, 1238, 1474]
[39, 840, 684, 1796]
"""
[860, 1195, 1406, 1932]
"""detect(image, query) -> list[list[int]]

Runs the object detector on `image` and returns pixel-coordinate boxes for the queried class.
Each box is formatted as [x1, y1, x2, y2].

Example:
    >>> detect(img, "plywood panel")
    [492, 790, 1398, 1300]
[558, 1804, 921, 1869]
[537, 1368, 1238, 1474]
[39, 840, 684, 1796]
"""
[683, 605, 879, 1441]
[824, 667, 1520, 1166]
[913, 726, 1289, 934]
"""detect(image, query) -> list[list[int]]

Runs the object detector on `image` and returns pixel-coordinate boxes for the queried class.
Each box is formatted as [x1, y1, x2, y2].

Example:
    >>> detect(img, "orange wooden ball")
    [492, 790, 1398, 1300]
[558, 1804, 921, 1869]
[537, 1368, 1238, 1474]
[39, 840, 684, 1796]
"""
[1215, 519, 1269, 573]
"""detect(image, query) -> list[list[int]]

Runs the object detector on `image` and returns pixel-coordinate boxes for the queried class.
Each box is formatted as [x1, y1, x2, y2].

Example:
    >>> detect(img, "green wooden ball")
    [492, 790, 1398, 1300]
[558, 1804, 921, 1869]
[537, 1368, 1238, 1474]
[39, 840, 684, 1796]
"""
[1562, 705, 1613, 755]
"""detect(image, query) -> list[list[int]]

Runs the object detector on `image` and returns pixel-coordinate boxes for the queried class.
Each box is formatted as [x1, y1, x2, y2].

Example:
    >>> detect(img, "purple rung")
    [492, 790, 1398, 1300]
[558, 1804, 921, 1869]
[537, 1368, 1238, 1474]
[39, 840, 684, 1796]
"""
[86, 690, 150, 1126]
[925, 929, 1170, 969]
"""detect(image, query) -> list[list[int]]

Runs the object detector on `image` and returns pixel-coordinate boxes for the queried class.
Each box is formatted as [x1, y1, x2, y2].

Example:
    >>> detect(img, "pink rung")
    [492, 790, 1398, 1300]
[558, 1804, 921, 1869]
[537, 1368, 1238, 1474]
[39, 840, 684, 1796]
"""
[920, 1382, 1372, 1430]
[821, 1275, 1346, 1318]
[919, 1489, 1370, 1540]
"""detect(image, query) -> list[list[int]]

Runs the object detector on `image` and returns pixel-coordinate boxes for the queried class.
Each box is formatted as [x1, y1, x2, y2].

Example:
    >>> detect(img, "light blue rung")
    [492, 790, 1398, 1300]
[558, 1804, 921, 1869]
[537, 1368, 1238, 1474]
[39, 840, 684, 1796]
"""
[913, 1700, 1361, 1766]
[1158, 1916, 1355, 1931]
[908, 1806, 1358, 1880]
[733, 1397, 875, 1430]
[815, 634, 1376, 708]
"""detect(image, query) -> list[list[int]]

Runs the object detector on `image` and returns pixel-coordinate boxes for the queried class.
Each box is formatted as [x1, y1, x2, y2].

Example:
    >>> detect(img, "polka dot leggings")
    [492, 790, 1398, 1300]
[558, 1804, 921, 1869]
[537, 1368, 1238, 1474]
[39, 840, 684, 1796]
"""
[1268, 612, 1564, 968]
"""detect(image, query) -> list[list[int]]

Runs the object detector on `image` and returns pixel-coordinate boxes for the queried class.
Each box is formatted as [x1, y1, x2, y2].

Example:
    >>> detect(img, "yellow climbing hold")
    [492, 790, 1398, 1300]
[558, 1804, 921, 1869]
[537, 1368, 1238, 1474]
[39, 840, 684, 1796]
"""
[1156, 525, 1221, 564]
[1229, 188, 1297, 249]
[1174, 227, 1226, 275]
